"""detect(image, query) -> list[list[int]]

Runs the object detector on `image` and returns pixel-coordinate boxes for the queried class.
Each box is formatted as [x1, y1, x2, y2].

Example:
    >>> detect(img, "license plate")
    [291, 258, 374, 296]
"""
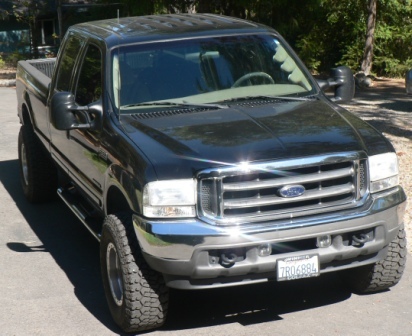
[277, 254, 320, 281]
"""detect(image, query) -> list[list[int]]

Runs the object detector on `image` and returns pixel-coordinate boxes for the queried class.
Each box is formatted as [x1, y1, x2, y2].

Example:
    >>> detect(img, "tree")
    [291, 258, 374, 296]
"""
[361, 0, 377, 75]
[11, 0, 49, 58]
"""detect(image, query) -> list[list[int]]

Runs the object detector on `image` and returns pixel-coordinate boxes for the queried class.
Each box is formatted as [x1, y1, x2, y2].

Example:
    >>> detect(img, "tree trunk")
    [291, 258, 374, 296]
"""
[30, 18, 40, 59]
[361, 0, 377, 75]
[197, 0, 212, 13]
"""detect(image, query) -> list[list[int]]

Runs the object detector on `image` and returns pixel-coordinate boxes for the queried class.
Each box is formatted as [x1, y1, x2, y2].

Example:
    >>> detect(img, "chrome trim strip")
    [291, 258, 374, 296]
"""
[210, 197, 364, 225]
[223, 167, 354, 191]
[196, 151, 367, 179]
[223, 183, 354, 208]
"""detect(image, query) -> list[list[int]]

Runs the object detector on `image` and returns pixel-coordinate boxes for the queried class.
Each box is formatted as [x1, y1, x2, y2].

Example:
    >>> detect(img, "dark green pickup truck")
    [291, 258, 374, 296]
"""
[16, 13, 407, 333]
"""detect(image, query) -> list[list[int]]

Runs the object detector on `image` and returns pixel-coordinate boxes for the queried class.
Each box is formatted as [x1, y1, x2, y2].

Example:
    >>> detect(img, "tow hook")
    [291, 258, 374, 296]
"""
[220, 252, 237, 268]
[352, 233, 369, 247]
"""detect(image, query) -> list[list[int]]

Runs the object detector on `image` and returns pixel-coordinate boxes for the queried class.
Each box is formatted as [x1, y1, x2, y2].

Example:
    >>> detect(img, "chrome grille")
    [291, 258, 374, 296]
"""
[197, 152, 368, 225]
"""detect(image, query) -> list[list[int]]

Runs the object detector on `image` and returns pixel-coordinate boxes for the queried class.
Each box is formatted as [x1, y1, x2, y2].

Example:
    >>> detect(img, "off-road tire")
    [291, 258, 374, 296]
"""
[18, 125, 58, 203]
[341, 227, 407, 293]
[100, 212, 169, 333]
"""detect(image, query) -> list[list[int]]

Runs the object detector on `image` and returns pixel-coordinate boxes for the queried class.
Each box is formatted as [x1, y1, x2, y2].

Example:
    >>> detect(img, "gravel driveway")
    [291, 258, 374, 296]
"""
[342, 78, 412, 253]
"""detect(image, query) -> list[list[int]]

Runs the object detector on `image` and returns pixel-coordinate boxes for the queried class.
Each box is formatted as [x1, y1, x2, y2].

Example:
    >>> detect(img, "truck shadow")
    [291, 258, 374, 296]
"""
[164, 272, 349, 331]
[0, 159, 118, 332]
[1, 159, 352, 334]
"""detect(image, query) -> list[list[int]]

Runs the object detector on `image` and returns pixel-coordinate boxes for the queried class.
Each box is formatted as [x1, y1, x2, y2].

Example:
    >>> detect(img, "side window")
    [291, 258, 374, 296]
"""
[55, 34, 83, 92]
[75, 44, 102, 106]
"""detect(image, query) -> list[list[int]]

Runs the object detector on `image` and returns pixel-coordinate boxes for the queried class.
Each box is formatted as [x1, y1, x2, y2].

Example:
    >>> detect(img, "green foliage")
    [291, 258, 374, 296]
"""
[12, 0, 48, 23]
[371, 16, 412, 76]
[293, 0, 412, 77]
[7, 0, 412, 76]
[0, 55, 5, 69]
[5, 51, 26, 67]
[8, 0, 50, 59]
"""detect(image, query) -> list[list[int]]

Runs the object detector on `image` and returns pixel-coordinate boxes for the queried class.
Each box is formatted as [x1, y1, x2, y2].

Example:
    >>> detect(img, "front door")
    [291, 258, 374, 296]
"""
[50, 38, 106, 206]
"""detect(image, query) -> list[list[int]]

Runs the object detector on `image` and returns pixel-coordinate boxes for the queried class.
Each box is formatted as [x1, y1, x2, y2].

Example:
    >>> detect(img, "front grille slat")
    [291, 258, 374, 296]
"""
[223, 197, 356, 221]
[223, 183, 355, 209]
[198, 152, 369, 225]
[223, 167, 354, 191]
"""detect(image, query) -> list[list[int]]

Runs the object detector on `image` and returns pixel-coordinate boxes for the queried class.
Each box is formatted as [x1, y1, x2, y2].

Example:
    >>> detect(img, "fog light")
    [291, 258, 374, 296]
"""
[258, 243, 272, 257]
[317, 235, 332, 248]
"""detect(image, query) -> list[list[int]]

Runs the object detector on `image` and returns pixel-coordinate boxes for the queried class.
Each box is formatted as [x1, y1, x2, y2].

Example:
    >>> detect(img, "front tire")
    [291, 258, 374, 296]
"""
[100, 213, 169, 333]
[18, 125, 57, 203]
[341, 227, 407, 293]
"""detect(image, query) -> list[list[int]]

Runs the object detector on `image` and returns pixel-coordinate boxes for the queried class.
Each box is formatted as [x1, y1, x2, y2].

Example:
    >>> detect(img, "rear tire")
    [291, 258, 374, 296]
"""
[100, 212, 169, 333]
[340, 227, 407, 293]
[18, 125, 58, 203]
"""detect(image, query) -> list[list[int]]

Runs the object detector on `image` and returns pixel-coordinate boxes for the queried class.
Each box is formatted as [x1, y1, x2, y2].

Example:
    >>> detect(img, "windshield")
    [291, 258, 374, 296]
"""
[111, 34, 315, 113]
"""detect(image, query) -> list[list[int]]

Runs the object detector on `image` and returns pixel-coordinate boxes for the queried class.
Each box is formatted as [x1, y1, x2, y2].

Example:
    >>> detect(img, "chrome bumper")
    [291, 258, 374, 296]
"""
[133, 187, 406, 289]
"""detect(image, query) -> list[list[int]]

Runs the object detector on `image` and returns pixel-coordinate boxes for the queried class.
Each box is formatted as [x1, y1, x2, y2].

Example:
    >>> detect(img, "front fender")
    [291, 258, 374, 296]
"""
[105, 164, 143, 215]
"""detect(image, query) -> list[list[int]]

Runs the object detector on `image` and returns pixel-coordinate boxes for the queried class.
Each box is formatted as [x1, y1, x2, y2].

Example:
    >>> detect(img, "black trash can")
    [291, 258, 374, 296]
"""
[405, 69, 412, 94]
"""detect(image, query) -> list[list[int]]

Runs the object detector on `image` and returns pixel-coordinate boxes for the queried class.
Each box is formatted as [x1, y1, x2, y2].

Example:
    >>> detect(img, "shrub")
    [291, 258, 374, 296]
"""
[5, 52, 26, 68]
[0, 55, 5, 69]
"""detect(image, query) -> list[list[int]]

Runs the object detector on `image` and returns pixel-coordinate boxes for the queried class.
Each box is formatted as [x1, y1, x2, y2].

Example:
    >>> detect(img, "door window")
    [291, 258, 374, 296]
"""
[55, 34, 83, 92]
[75, 44, 103, 106]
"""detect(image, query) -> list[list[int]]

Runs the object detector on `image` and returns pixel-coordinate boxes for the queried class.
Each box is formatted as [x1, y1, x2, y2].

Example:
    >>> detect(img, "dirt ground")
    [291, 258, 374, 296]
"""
[341, 77, 412, 253]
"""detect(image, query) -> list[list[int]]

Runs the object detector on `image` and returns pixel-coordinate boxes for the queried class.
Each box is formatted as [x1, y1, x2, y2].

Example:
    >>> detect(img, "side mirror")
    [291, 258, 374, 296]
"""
[317, 66, 355, 103]
[50, 92, 102, 130]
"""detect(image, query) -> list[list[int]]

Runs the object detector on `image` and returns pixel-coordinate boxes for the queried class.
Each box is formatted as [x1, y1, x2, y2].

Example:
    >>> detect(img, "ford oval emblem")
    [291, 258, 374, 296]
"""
[279, 185, 305, 198]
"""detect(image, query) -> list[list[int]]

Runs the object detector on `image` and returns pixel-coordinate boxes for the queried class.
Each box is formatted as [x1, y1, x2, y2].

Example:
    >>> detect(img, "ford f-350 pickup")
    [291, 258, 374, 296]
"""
[16, 14, 407, 333]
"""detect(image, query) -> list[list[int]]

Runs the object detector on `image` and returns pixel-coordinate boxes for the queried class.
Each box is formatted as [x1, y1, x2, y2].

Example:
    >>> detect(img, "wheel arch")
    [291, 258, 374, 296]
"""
[20, 100, 34, 127]
[105, 166, 143, 216]
[106, 185, 132, 215]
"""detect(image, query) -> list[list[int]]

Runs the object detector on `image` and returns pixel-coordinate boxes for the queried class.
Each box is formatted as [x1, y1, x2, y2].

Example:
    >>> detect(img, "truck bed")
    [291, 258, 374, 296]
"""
[16, 58, 56, 138]
[17, 58, 56, 101]
[26, 58, 56, 78]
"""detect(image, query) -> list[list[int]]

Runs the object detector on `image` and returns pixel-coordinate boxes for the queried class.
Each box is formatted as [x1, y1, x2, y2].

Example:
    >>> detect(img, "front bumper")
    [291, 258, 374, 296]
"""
[133, 187, 406, 289]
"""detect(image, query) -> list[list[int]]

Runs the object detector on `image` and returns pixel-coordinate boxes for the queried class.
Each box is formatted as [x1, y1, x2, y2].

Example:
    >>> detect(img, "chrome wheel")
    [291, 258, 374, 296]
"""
[106, 242, 123, 306]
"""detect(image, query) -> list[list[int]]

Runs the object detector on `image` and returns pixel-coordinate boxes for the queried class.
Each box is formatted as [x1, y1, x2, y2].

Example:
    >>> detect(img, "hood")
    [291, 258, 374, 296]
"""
[120, 99, 390, 179]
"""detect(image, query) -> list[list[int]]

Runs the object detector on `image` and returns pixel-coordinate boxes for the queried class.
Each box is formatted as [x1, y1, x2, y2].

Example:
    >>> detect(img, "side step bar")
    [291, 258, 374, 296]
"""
[57, 187, 102, 241]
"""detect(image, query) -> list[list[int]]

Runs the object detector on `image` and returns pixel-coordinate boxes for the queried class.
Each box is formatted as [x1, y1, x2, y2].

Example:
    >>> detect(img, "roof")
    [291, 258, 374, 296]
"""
[71, 13, 274, 48]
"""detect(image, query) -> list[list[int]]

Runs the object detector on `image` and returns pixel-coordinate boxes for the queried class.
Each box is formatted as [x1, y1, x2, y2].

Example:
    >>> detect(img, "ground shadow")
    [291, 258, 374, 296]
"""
[0, 159, 121, 333]
[339, 80, 412, 140]
[1, 159, 352, 334]
[162, 272, 350, 331]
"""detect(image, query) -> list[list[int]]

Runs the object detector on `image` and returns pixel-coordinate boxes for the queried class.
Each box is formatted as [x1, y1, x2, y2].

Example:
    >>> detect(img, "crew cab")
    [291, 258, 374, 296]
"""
[16, 14, 407, 333]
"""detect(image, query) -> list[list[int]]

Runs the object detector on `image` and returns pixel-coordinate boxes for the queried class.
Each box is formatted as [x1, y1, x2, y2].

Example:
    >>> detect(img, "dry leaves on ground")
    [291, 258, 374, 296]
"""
[342, 78, 412, 253]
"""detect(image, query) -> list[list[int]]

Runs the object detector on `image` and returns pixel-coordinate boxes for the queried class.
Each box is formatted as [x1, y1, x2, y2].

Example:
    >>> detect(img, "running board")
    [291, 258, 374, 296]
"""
[57, 187, 102, 241]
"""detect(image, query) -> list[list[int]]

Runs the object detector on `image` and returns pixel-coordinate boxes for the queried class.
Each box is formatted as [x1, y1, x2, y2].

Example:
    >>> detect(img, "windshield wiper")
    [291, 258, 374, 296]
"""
[220, 95, 316, 103]
[275, 96, 317, 101]
[121, 101, 228, 109]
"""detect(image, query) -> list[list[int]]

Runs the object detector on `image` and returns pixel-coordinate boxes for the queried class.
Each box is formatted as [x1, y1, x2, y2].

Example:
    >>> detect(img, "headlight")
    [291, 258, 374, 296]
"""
[143, 179, 196, 218]
[368, 152, 399, 193]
